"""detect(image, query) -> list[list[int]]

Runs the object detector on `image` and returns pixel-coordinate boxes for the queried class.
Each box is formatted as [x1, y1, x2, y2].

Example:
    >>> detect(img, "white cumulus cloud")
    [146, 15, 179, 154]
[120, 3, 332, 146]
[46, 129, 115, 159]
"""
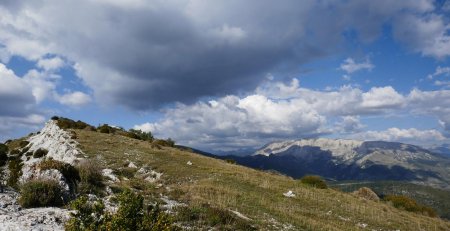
[57, 91, 92, 107]
[340, 57, 374, 74]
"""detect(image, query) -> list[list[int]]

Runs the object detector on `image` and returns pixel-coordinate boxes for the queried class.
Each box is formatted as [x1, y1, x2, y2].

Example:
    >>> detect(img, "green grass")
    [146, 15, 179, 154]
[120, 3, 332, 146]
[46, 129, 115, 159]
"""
[73, 129, 450, 230]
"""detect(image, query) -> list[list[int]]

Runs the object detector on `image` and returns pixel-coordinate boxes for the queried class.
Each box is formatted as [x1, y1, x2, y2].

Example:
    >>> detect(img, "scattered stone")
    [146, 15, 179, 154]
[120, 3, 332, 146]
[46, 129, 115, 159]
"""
[352, 187, 380, 202]
[0, 189, 70, 231]
[160, 195, 185, 212]
[283, 190, 295, 198]
[229, 210, 252, 221]
[136, 167, 163, 183]
[356, 222, 368, 228]
[127, 162, 137, 168]
[102, 169, 119, 183]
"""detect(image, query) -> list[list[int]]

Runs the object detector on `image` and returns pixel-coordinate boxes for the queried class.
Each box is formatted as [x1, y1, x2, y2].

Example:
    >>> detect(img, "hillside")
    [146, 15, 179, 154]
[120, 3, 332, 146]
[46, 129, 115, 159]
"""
[1, 119, 450, 230]
[329, 181, 450, 220]
[223, 138, 450, 190]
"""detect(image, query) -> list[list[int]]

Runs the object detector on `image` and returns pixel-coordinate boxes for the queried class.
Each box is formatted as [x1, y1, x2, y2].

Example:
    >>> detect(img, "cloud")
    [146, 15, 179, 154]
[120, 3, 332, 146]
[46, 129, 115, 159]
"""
[335, 116, 365, 133]
[0, 63, 36, 116]
[134, 78, 450, 150]
[57, 91, 91, 107]
[393, 14, 450, 59]
[135, 91, 327, 151]
[339, 57, 374, 74]
[0, 114, 46, 142]
[407, 88, 450, 133]
[361, 86, 405, 109]
[0, 0, 441, 110]
[351, 128, 446, 144]
[427, 66, 450, 79]
[37, 57, 65, 71]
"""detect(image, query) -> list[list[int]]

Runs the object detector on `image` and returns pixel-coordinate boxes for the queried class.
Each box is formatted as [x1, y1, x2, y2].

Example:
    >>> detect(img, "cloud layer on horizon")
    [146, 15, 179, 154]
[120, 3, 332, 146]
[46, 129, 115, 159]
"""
[135, 79, 450, 151]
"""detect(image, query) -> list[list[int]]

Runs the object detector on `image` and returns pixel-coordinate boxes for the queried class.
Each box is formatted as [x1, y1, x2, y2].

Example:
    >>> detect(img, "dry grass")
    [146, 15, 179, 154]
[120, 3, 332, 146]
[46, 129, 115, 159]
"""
[75, 129, 450, 230]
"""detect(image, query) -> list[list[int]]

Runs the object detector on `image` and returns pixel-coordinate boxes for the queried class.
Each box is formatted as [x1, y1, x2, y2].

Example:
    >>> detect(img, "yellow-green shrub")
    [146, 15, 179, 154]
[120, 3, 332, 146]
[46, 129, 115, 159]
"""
[300, 175, 328, 189]
[19, 179, 64, 208]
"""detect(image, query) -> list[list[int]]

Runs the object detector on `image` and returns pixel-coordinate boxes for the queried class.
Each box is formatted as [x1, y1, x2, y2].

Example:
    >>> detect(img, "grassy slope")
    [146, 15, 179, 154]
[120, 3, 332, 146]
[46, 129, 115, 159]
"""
[74, 129, 450, 231]
[329, 181, 450, 220]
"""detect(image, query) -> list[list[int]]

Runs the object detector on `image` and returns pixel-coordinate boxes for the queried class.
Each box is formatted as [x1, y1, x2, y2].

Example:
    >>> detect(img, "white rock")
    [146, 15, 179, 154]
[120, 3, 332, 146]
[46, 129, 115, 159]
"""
[283, 190, 295, 198]
[137, 167, 162, 183]
[127, 162, 137, 168]
[0, 190, 70, 231]
[102, 169, 119, 183]
[26, 120, 83, 165]
[186, 161, 192, 166]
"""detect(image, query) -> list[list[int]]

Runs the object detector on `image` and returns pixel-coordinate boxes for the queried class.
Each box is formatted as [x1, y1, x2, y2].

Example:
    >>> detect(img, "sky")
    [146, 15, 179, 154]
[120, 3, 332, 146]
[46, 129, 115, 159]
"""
[1, 0, 450, 152]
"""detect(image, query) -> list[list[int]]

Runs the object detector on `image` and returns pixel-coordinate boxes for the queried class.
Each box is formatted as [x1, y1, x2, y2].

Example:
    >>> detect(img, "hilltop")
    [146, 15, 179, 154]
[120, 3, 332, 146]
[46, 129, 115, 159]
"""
[0, 118, 449, 230]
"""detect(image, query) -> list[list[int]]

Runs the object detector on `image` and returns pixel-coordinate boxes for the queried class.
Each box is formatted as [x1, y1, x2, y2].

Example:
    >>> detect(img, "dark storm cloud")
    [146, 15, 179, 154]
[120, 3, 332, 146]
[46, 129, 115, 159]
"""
[0, 0, 436, 110]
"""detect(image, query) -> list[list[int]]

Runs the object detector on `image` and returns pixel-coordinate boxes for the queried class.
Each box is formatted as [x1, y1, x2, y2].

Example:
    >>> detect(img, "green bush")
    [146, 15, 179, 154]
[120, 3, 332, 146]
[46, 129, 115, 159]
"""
[225, 159, 236, 164]
[77, 160, 104, 195]
[33, 148, 48, 158]
[7, 157, 23, 189]
[300, 175, 328, 189]
[98, 124, 115, 134]
[19, 179, 64, 208]
[127, 129, 154, 142]
[65, 195, 108, 231]
[0, 143, 8, 166]
[56, 117, 94, 130]
[66, 189, 174, 231]
[19, 146, 30, 156]
[19, 140, 29, 148]
[152, 139, 175, 147]
[384, 195, 437, 217]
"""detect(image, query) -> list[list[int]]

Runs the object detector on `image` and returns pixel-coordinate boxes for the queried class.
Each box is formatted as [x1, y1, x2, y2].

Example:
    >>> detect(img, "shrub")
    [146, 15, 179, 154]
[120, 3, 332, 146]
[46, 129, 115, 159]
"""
[300, 175, 328, 189]
[51, 116, 59, 120]
[384, 195, 437, 217]
[127, 129, 154, 142]
[19, 179, 64, 208]
[65, 196, 108, 231]
[19, 140, 29, 148]
[33, 148, 48, 158]
[9, 149, 20, 156]
[225, 159, 236, 164]
[98, 124, 114, 134]
[166, 138, 175, 147]
[0, 143, 8, 166]
[55, 117, 93, 130]
[66, 189, 174, 231]
[77, 160, 104, 195]
[152, 139, 174, 147]
[7, 157, 23, 189]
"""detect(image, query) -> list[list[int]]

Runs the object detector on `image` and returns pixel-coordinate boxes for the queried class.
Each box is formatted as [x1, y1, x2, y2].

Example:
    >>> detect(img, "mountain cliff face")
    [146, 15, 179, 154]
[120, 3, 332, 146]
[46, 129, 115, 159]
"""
[224, 138, 450, 190]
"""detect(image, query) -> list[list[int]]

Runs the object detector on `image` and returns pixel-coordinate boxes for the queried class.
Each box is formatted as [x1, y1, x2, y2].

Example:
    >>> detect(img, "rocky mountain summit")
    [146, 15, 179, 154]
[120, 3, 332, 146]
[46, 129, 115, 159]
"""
[0, 120, 81, 230]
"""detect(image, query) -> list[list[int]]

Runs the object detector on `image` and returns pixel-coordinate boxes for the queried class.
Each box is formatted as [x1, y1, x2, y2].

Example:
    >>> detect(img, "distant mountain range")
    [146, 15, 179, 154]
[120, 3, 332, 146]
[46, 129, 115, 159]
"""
[217, 138, 450, 190]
